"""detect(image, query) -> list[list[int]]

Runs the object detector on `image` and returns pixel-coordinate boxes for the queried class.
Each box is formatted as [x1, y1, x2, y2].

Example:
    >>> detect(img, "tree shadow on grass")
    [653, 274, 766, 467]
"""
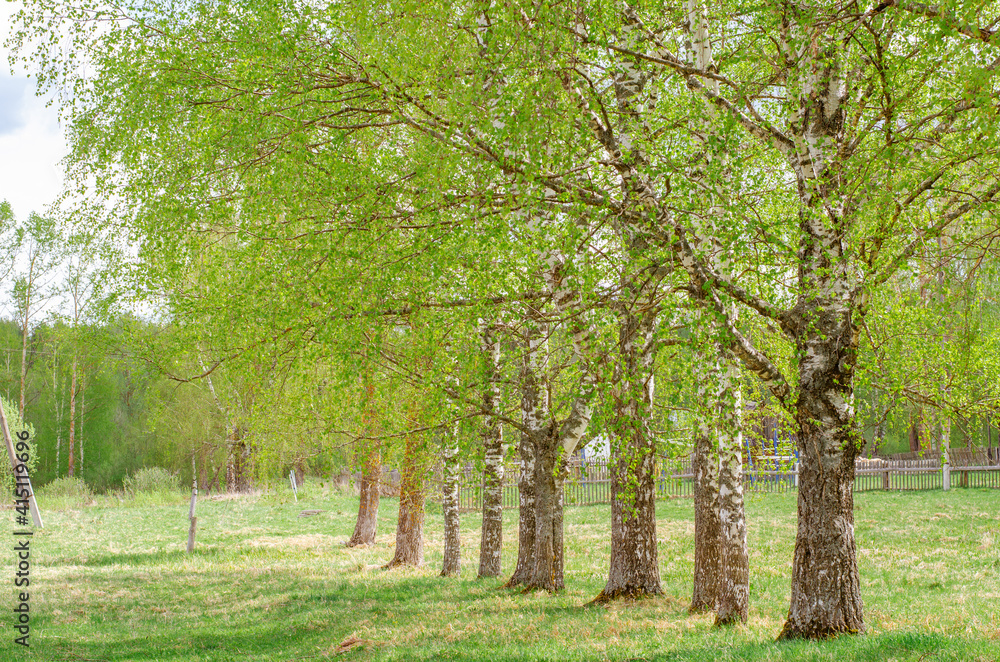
[35, 620, 328, 662]
[645, 631, 967, 662]
[56, 546, 231, 568]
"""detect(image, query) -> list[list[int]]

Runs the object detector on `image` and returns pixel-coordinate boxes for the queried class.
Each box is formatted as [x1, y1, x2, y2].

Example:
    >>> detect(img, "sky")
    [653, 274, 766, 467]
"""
[1, 1, 68, 222]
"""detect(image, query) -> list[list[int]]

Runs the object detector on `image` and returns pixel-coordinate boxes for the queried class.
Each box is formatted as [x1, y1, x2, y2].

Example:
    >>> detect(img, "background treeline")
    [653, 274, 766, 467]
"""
[3, 298, 1000, 495]
[4, 191, 1000, 492]
[0, 312, 369, 491]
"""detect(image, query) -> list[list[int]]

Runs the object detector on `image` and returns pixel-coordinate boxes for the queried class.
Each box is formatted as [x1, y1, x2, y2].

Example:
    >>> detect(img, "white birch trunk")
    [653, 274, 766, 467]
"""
[68, 355, 77, 477]
[684, 2, 749, 623]
[505, 316, 547, 588]
[440, 428, 461, 576]
[478, 322, 505, 578]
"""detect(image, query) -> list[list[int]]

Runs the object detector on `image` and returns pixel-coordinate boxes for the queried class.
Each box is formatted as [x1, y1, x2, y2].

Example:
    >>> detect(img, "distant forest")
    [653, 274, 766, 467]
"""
[2, 312, 997, 494]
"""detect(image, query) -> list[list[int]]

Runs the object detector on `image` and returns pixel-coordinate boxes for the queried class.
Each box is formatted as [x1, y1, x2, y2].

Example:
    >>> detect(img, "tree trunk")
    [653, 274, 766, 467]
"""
[595, 303, 661, 602]
[714, 358, 748, 625]
[526, 427, 561, 591]
[348, 375, 381, 547]
[517, 335, 596, 591]
[478, 323, 505, 578]
[348, 447, 381, 547]
[78, 376, 84, 474]
[505, 322, 547, 588]
[385, 431, 426, 568]
[198, 449, 208, 491]
[53, 358, 62, 478]
[19, 299, 30, 419]
[68, 355, 77, 477]
[779, 419, 863, 638]
[873, 412, 885, 457]
[779, 317, 864, 638]
[909, 410, 922, 453]
[690, 430, 720, 613]
[680, 4, 750, 620]
[597, 432, 659, 601]
[506, 267, 598, 592]
[940, 414, 951, 491]
[690, 339, 728, 615]
[505, 425, 536, 587]
[187, 456, 198, 553]
[440, 434, 461, 576]
[225, 428, 251, 493]
[552, 468, 566, 590]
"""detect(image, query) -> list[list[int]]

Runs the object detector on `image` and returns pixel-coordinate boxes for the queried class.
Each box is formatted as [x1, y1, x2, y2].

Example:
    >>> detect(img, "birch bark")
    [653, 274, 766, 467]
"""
[504, 315, 547, 588]
[689, 419, 720, 612]
[441, 425, 462, 576]
[384, 425, 427, 568]
[478, 321, 505, 578]
[684, 1, 749, 623]
[595, 296, 662, 602]
[348, 373, 381, 547]
[68, 355, 78, 477]
[506, 253, 599, 593]
[777, 5, 865, 635]
[525, 257, 599, 591]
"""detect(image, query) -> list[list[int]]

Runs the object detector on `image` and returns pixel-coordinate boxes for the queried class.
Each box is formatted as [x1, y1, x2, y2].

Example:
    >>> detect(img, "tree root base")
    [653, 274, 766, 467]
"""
[776, 621, 865, 641]
[382, 559, 422, 571]
[713, 610, 748, 627]
[688, 602, 714, 615]
[588, 586, 662, 606]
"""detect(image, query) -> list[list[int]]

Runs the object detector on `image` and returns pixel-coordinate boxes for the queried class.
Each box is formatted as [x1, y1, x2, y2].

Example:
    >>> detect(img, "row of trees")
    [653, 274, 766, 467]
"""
[1, 199, 106, 482]
[9, 0, 1000, 641]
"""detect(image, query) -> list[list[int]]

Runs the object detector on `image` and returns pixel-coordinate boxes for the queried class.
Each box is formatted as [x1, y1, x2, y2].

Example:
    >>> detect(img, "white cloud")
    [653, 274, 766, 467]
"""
[0, 1, 68, 221]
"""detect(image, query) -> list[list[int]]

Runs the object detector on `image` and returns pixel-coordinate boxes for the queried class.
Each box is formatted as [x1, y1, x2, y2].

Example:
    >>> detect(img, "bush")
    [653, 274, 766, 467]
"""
[123, 467, 180, 496]
[36, 476, 94, 510]
[0, 395, 37, 496]
[41, 476, 94, 500]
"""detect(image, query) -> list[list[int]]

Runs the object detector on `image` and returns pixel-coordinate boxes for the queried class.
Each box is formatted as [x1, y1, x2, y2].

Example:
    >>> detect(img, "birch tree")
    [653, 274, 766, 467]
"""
[9, 212, 62, 420]
[552, 0, 1000, 637]
[477, 320, 505, 578]
[16, 0, 1000, 638]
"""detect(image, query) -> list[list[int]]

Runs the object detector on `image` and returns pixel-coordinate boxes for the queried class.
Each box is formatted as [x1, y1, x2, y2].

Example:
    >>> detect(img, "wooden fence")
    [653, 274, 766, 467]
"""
[453, 456, 798, 511]
[448, 451, 1000, 511]
[854, 450, 1000, 492]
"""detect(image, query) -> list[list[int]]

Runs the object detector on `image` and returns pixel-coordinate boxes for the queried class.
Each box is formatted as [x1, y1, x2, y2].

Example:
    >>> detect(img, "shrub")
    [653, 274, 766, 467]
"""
[0, 395, 37, 496]
[41, 476, 94, 500]
[36, 476, 94, 510]
[123, 467, 180, 496]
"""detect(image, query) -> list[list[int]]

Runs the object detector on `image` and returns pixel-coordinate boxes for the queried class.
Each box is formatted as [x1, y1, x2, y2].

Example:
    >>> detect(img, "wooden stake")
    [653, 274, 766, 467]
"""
[1, 401, 43, 528]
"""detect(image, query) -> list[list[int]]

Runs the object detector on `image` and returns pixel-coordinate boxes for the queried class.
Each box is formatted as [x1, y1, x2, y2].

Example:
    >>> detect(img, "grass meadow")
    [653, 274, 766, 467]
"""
[2, 483, 999, 661]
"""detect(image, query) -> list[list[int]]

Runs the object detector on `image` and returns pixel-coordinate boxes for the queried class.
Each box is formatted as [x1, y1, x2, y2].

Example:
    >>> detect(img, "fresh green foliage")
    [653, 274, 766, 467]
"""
[3, 490, 997, 661]
[122, 466, 181, 496]
[35, 475, 94, 509]
[0, 394, 36, 494]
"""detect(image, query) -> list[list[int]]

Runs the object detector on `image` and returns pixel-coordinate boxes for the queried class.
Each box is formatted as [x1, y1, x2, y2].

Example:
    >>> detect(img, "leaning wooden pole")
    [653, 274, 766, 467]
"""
[1, 402, 43, 528]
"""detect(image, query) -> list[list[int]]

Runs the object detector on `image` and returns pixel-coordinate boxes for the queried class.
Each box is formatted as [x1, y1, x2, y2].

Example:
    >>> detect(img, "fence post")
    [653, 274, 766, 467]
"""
[793, 461, 799, 488]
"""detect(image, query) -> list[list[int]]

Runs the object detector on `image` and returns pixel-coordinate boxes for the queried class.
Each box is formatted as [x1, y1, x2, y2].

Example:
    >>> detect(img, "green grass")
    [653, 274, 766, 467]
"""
[3, 487, 999, 661]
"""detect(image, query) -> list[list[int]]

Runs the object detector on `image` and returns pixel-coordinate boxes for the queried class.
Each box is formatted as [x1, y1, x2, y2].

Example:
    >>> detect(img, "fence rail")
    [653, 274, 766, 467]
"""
[448, 453, 1000, 511]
